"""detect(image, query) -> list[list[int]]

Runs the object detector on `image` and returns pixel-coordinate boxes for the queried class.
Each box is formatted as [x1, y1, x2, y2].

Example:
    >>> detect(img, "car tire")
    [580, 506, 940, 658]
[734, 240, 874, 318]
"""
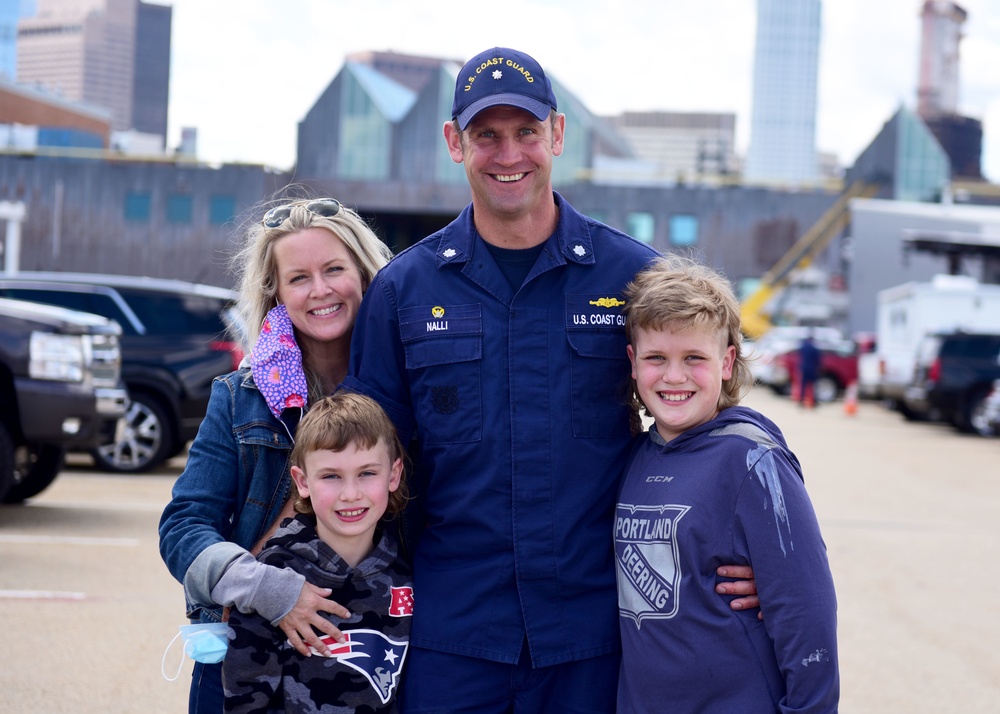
[3, 442, 65, 504]
[893, 400, 925, 421]
[0, 422, 16, 502]
[91, 393, 175, 473]
[815, 375, 840, 403]
[965, 391, 996, 437]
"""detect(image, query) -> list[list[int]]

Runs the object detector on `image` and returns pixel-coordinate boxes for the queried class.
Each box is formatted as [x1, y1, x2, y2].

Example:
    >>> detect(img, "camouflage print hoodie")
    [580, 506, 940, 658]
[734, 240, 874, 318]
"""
[222, 514, 414, 714]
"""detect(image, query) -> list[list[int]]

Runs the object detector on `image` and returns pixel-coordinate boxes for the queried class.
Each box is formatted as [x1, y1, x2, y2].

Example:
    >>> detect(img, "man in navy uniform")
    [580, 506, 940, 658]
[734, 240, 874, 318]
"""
[346, 47, 759, 712]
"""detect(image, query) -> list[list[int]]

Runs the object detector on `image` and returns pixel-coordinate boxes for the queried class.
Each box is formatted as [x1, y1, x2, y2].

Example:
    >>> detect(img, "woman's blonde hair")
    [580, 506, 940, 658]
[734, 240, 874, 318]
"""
[623, 254, 753, 425]
[230, 192, 392, 354]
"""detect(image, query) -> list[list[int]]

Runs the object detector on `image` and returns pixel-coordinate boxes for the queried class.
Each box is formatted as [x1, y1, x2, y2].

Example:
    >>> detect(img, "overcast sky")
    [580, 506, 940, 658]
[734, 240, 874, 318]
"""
[164, 0, 1000, 181]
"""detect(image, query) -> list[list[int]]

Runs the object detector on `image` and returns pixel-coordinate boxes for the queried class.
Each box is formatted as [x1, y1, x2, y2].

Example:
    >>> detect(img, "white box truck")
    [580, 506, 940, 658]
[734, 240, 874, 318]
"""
[861, 275, 1000, 412]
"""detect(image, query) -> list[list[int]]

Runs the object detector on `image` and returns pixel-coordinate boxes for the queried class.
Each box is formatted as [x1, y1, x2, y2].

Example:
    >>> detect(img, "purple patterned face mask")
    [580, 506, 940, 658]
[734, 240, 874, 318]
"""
[249, 304, 309, 418]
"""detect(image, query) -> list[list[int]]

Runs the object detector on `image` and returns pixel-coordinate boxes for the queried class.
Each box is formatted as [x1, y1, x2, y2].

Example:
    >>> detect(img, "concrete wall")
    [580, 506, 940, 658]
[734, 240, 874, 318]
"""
[0, 152, 854, 300]
[0, 154, 288, 288]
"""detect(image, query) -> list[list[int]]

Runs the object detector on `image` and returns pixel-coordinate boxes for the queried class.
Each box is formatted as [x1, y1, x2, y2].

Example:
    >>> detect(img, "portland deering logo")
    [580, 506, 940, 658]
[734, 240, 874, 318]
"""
[615, 503, 690, 628]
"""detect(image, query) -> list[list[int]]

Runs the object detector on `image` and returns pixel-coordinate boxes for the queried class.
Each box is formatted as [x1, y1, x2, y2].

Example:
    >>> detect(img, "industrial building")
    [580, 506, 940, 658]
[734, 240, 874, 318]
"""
[602, 111, 739, 184]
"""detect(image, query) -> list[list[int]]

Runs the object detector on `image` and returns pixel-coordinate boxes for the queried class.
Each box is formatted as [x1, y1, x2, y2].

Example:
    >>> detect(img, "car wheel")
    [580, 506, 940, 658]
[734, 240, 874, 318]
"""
[91, 393, 175, 473]
[2, 442, 65, 504]
[966, 391, 996, 437]
[815, 376, 840, 403]
[892, 400, 924, 422]
[0, 422, 16, 502]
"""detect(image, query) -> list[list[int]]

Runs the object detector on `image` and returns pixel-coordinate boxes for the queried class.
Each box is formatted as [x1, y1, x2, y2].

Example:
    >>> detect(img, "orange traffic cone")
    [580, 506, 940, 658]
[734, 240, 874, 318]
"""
[843, 381, 858, 416]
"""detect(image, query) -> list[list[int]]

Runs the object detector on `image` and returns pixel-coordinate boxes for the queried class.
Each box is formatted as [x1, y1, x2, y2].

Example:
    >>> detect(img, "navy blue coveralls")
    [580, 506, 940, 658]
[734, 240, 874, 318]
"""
[346, 193, 658, 679]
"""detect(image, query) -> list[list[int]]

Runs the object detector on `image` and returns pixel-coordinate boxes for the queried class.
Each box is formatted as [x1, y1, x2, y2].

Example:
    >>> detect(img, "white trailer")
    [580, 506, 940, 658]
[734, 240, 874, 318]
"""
[861, 275, 1000, 408]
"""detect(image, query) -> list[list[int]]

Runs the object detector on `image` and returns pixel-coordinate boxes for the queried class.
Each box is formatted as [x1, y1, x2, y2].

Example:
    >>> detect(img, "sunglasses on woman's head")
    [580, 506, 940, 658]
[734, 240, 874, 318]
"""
[261, 198, 342, 228]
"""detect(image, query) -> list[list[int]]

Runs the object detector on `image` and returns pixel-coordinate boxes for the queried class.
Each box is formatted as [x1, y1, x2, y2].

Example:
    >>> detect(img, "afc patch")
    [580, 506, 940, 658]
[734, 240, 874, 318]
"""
[615, 503, 690, 628]
[430, 385, 459, 414]
[389, 586, 414, 617]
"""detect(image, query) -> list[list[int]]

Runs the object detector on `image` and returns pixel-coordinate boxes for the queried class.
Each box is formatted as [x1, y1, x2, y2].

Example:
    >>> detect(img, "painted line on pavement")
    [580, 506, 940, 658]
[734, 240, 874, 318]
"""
[0, 589, 87, 601]
[25, 500, 165, 512]
[0, 534, 139, 547]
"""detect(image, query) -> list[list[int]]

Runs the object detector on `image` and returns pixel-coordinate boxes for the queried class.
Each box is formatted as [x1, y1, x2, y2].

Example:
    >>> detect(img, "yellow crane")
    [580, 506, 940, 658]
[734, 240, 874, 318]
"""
[740, 180, 880, 339]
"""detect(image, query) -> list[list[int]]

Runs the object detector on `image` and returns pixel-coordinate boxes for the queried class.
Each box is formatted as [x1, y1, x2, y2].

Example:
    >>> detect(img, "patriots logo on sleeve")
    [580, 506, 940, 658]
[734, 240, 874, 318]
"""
[305, 629, 409, 704]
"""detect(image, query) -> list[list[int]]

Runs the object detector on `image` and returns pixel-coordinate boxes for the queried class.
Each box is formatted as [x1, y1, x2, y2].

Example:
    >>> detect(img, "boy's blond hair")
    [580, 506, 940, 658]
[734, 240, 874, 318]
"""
[291, 391, 408, 516]
[624, 255, 753, 419]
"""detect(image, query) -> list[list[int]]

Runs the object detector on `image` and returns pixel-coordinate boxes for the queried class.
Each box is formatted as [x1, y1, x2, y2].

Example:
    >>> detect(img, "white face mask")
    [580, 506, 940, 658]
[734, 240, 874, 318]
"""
[161, 622, 231, 681]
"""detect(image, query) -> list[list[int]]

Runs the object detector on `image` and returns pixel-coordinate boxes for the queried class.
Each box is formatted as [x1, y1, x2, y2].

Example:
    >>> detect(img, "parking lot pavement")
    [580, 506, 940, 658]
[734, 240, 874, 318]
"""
[741, 389, 1000, 713]
[0, 453, 190, 714]
[0, 390, 998, 713]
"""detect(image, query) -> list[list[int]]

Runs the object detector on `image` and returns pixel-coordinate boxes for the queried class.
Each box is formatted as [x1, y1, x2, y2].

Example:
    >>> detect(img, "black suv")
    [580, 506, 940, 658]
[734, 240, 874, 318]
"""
[904, 331, 1000, 435]
[0, 272, 242, 472]
[0, 297, 128, 501]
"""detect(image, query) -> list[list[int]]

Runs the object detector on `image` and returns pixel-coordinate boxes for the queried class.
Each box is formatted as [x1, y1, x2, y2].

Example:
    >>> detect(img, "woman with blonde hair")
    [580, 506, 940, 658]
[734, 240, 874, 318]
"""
[159, 195, 393, 713]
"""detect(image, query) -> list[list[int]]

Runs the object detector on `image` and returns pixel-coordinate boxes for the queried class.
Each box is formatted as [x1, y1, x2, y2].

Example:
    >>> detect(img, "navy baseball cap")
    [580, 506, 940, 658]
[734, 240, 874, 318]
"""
[452, 47, 558, 130]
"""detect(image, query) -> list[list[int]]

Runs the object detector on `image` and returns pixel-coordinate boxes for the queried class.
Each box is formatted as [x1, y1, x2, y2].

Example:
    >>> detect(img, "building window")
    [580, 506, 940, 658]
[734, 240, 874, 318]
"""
[338, 72, 391, 180]
[166, 194, 193, 224]
[124, 191, 151, 222]
[626, 212, 655, 245]
[209, 195, 236, 226]
[669, 215, 699, 246]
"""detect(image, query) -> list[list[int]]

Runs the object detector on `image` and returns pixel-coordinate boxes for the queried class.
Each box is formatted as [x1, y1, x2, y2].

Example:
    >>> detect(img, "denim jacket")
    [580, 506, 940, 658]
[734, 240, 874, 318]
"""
[158, 368, 295, 623]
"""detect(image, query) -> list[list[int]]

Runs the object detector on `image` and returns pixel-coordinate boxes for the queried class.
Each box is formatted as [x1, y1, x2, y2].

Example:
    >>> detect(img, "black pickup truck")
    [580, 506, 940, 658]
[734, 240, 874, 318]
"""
[0, 273, 241, 472]
[0, 297, 128, 502]
[904, 331, 1000, 435]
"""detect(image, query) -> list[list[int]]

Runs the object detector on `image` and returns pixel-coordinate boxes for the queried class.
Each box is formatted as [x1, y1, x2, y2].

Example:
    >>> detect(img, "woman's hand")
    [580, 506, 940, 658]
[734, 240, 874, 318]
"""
[716, 565, 763, 620]
[277, 582, 352, 656]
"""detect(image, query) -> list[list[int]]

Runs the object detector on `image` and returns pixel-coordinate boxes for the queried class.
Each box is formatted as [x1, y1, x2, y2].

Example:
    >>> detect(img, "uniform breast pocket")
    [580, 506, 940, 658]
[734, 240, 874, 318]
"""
[566, 329, 632, 439]
[401, 304, 483, 445]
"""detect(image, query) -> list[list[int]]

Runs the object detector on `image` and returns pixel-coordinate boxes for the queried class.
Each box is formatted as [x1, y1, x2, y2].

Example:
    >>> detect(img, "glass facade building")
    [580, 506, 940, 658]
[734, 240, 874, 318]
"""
[847, 106, 951, 203]
[746, 0, 822, 185]
[0, 1, 34, 79]
[296, 53, 614, 188]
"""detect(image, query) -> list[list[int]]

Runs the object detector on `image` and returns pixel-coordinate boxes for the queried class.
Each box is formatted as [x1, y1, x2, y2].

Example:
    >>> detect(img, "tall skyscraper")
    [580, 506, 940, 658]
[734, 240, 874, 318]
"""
[0, 1, 35, 79]
[132, 0, 171, 142]
[15, 0, 170, 144]
[745, 0, 822, 185]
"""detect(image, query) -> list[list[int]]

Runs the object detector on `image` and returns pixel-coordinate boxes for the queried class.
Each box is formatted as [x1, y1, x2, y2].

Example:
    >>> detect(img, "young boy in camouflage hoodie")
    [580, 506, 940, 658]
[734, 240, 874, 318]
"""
[222, 391, 413, 713]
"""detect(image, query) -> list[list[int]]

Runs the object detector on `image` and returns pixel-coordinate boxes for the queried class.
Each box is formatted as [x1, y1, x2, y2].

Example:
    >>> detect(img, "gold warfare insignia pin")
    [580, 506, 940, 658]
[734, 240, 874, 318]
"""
[589, 298, 626, 308]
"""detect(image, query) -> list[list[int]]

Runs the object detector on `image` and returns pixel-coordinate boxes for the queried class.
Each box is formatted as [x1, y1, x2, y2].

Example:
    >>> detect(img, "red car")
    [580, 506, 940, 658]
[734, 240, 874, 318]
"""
[769, 340, 859, 403]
